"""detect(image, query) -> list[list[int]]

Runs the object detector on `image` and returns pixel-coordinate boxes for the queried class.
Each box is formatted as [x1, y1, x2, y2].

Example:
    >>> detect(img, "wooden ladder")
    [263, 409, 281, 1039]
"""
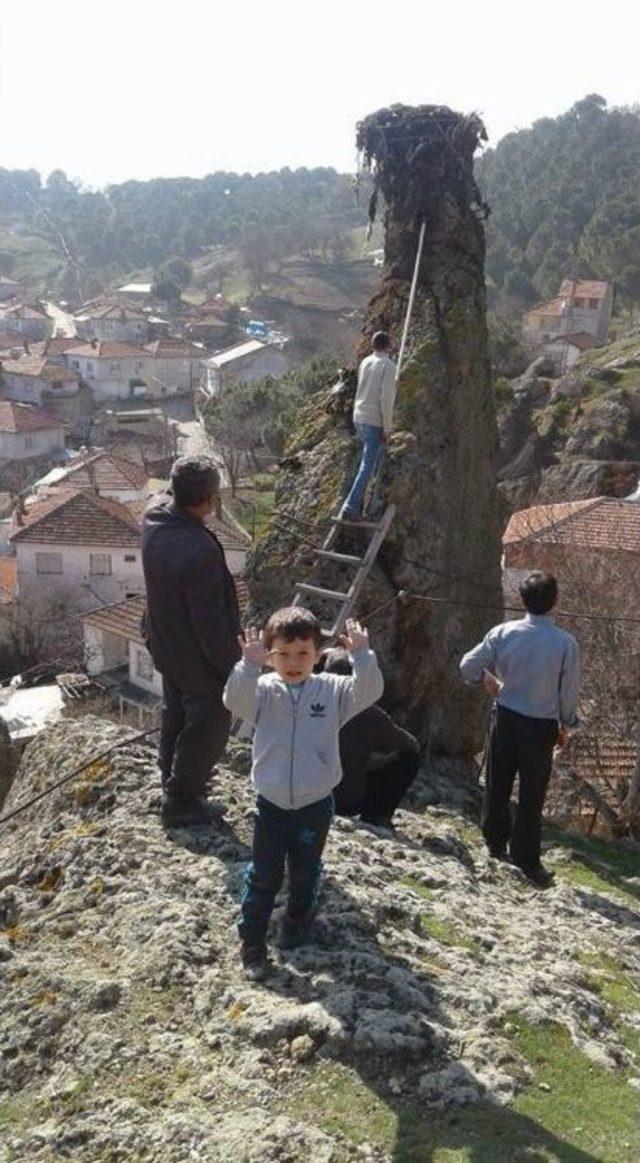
[291, 503, 396, 642]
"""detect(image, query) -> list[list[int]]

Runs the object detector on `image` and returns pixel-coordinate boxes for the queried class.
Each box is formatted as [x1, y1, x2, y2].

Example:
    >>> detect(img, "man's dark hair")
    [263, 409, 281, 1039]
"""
[372, 330, 390, 352]
[322, 647, 353, 675]
[519, 570, 558, 615]
[264, 606, 323, 650]
[170, 456, 220, 509]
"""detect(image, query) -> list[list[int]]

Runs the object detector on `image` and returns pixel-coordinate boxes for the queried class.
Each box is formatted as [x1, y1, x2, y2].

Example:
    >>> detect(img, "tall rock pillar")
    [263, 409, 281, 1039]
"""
[248, 104, 503, 756]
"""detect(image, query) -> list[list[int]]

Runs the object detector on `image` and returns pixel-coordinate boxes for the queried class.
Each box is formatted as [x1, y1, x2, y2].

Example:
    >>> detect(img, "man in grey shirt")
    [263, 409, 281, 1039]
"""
[460, 571, 580, 887]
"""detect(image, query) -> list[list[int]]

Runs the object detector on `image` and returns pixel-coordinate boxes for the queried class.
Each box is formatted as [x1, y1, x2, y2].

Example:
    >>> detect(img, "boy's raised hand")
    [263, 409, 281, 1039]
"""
[343, 618, 370, 653]
[238, 627, 267, 668]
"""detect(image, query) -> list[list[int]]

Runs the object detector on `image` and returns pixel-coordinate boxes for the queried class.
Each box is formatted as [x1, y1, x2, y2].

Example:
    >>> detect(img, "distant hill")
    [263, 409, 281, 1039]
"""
[0, 167, 369, 303]
[477, 95, 640, 311]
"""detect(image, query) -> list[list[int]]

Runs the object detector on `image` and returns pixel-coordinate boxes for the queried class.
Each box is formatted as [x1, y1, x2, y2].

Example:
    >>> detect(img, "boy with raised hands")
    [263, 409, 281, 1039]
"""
[223, 606, 383, 979]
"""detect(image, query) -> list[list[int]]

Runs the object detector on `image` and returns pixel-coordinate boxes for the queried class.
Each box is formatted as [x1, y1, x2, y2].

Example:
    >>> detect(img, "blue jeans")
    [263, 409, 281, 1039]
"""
[239, 794, 334, 947]
[341, 423, 384, 516]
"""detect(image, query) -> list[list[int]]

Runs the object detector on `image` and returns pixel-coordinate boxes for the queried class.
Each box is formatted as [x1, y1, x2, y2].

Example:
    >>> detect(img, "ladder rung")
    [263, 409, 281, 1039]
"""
[330, 516, 379, 529]
[295, 583, 349, 602]
[315, 549, 362, 566]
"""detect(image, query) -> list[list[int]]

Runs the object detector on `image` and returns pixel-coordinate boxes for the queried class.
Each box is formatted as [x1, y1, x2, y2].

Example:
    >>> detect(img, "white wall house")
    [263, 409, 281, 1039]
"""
[64, 340, 151, 401]
[74, 304, 150, 344]
[83, 594, 162, 725]
[204, 340, 290, 398]
[0, 402, 65, 462]
[204, 512, 251, 575]
[0, 303, 53, 340]
[543, 332, 598, 374]
[10, 489, 143, 606]
[142, 339, 204, 395]
[1, 355, 81, 405]
[523, 279, 613, 348]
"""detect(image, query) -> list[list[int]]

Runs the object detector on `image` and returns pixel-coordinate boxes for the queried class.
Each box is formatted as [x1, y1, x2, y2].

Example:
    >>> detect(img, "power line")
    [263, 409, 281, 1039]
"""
[0, 727, 158, 830]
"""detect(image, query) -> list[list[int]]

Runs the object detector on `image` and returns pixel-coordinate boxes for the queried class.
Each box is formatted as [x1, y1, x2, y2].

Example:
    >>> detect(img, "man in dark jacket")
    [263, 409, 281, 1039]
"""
[142, 456, 241, 827]
[323, 649, 419, 827]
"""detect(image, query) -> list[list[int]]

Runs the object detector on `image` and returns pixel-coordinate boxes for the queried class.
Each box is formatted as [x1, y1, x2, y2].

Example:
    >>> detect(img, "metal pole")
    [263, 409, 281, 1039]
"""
[395, 219, 426, 383]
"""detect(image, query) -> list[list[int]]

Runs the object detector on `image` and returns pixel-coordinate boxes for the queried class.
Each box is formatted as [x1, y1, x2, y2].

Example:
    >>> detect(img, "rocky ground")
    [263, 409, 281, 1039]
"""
[0, 717, 639, 1162]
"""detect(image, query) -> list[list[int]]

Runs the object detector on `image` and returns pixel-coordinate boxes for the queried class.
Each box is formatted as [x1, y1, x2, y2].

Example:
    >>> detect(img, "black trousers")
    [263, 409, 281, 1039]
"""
[159, 675, 232, 801]
[334, 751, 419, 823]
[239, 794, 334, 947]
[483, 705, 558, 869]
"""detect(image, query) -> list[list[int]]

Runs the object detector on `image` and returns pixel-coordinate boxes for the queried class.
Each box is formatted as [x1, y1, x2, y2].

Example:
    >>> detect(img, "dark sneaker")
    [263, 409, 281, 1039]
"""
[360, 815, 396, 833]
[277, 914, 315, 950]
[488, 847, 510, 863]
[161, 796, 221, 828]
[520, 863, 555, 888]
[240, 942, 271, 981]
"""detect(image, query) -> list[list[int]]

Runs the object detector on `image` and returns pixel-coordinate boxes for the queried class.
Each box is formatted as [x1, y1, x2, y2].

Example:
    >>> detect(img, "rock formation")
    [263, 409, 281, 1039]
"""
[0, 719, 638, 1160]
[497, 334, 640, 511]
[248, 105, 503, 756]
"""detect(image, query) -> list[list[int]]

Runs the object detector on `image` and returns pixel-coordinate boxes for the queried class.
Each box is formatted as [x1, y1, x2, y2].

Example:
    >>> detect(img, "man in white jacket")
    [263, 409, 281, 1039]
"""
[339, 331, 397, 521]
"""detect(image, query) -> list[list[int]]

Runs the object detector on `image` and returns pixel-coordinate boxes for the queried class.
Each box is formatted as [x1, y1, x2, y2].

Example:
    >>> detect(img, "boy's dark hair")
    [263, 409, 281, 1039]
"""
[372, 330, 390, 351]
[519, 570, 558, 615]
[264, 606, 323, 650]
[322, 647, 353, 675]
[170, 456, 220, 509]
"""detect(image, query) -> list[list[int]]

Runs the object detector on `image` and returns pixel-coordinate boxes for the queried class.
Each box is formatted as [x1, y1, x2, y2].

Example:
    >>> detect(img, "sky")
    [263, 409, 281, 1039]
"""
[1, 0, 639, 189]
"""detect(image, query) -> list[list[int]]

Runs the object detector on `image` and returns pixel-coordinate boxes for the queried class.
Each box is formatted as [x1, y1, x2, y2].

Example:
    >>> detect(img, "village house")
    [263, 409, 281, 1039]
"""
[9, 488, 144, 607]
[0, 402, 65, 463]
[63, 338, 203, 401]
[34, 449, 149, 504]
[83, 594, 161, 726]
[542, 331, 598, 373]
[142, 338, 205, 395]
[63, 340, 151, 401]
[0, 302, 54, 341]
[522, 278, 613, 349]
[203, 512, 251, 575]
[0, 353, 81, 406]
[203, 339, 290, 398]
[74, 303, 150, 345]
[115, 283, 154, 306]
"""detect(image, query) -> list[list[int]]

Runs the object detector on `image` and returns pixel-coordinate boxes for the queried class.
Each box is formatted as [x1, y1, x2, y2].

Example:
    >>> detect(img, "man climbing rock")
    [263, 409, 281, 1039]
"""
[142, 456, 241, 827]
[460, 571, 580, 887]
[339, 331, 397, 521]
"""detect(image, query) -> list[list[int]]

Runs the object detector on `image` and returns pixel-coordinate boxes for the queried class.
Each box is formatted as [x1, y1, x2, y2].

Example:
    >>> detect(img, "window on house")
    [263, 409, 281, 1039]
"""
[36, 552, 63, 574]
[90, 553, 112, 576]
[25, 435, 34, 449]
[135, 648, 154, 681]
[588, 298, 598, 310]
[574, 297, 585, 308]
[73, 361, 80, 369]
[124, 554, 136, 562]
[110, 362, 122, 373]
[86, 362, 93, 373]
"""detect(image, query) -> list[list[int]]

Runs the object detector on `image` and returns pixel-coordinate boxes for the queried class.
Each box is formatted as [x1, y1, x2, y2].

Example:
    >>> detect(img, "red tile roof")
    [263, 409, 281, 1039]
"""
[10, 489, 141, 547]
[0, 401, 63, 433]
[64, 340, 149, 359]
[504, 497, 640, 552]
[54, 451, 149, 492]
[0, 354, 79, 382]
[84, 593, 146, 644]
[559, 278, 610, 300]
[78, 304, 147, 322]
[143, 338, 203, 358]
[204, 512, 252, 553]
[4, 302, 49, 319]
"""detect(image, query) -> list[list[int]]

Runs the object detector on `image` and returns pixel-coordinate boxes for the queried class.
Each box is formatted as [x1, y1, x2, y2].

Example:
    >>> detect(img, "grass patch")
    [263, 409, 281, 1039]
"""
[575, 951, 640, 1012]
[288, 1020, 640, 1161]
[544, 826, 640, 906]
[401, 876, 435, 900]
[420, 913, 479, 955]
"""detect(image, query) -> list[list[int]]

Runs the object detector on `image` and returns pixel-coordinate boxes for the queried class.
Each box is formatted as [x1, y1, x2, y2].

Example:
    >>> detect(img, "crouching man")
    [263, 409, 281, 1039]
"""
[323, 647, 419, 829]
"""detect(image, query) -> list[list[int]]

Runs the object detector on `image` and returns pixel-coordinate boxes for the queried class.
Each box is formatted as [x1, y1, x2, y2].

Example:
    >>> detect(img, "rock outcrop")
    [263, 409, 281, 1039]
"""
[497, 333, 640, 511]
[1, 718, 638, 1160]
[248, 106, 503, 756]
